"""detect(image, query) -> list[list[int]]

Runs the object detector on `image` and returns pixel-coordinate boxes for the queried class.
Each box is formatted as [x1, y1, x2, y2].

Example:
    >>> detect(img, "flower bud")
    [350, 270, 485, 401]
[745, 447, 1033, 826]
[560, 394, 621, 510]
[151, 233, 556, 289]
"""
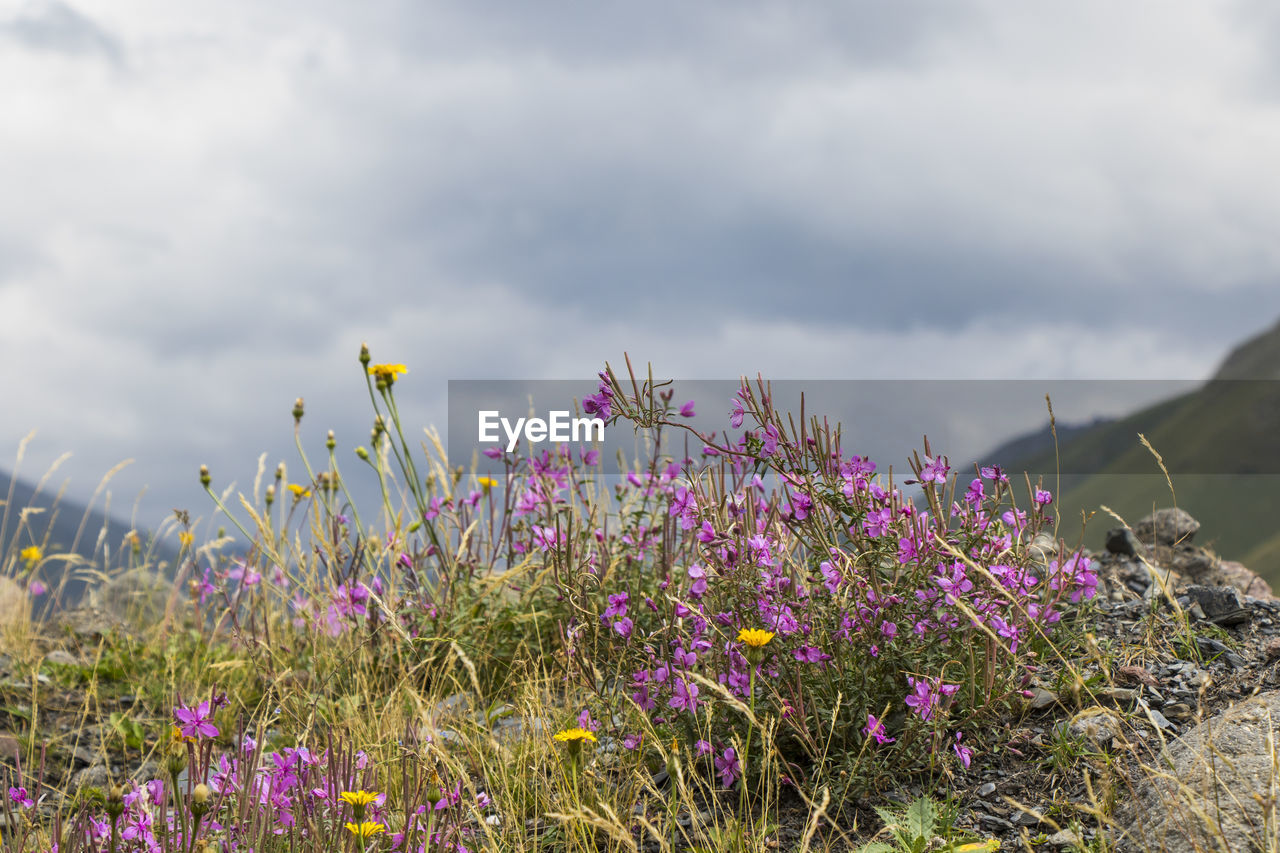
[275, 462, 285, 481]
[265, 484, 275, 506]
[326, 429, 336, 451]
[292, 397, 305, 422]
[199, 465, 211, 488]
[191, 783, 211, 819]
[359, 342, 371, 366]
[355, 446, 370, 462]
[106, 783, 126, 819]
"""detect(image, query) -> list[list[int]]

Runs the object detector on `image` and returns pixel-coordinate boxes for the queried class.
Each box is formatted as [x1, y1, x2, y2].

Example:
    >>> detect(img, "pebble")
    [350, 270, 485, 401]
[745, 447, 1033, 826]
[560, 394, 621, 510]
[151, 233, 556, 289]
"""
[976, 782, 996, 797]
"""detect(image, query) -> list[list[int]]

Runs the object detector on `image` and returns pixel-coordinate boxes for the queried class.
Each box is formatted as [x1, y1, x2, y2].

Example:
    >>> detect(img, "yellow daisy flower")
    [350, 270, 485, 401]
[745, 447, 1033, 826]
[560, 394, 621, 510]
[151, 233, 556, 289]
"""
[19, 545, 42, 564]
[367, 363, 409, 384]
[287, 483, 311, 500]
[553, 727, 597, 743]
[736, 628, 775, 648]
[344, 821, 386, 840]
[476, 476, 498, 489]
[339, 790, 380, 807]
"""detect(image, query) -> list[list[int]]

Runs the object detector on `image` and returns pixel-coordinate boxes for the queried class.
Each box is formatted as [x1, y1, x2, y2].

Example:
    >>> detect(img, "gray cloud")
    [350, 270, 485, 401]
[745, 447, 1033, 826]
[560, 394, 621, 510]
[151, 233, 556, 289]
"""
[2, 0, 1279, 532]
[3, 0, 121, 62]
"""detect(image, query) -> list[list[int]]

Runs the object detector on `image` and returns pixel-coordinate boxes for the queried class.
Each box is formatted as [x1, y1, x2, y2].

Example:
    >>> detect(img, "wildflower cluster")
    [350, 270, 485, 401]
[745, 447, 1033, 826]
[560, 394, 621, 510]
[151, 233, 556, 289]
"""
[541, 368, 1098, 790]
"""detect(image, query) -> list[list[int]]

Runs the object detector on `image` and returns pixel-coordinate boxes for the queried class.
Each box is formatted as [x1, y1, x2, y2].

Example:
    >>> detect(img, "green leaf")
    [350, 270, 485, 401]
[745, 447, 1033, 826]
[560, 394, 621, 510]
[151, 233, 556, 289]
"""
[904, 795, 939, 841]
[857, 843, 896, 853]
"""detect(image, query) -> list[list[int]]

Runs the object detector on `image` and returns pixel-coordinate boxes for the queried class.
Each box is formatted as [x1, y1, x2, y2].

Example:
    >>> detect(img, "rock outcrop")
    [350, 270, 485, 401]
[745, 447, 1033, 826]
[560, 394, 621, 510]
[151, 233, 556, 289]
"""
[1120, 689, 1280, 853]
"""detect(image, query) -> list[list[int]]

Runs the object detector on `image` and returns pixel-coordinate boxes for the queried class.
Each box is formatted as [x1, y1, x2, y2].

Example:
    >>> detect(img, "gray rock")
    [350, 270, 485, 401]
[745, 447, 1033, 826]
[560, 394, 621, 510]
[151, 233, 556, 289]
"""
[1027, 688, 1059, 711]
[430, 692, 472, 723]
[1120, 689, 1280, 853]
[1105, 528, 1145, 558]
[1194, 636, 1246, 668]
[73, 765, 112, 792]
[91, 569, 176, 624]
[1065, 709, 1124, 750]
[1045, 829, 1082, 848]
[1133, 508, 1200, 547]
[1184, 585, 1251, 626]
[976, 782, 996, 797]
[44, 649, 79, 666]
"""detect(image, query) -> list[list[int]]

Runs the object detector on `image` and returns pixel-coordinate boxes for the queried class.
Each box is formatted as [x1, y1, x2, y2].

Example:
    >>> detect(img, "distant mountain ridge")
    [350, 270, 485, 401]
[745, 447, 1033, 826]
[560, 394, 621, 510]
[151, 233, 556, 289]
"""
[978, 317, 1280, 584]
[0, 467, 180, 608]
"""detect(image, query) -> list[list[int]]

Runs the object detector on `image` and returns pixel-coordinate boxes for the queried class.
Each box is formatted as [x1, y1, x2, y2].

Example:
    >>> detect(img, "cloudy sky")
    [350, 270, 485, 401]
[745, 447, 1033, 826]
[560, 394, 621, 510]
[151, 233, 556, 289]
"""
[3, 0, 1280, 534]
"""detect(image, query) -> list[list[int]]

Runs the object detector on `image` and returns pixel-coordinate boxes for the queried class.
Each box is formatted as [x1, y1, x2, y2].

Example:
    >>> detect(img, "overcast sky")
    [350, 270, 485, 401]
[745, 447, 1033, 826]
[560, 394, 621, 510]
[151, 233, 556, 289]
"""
[3, 0, 1280, 536]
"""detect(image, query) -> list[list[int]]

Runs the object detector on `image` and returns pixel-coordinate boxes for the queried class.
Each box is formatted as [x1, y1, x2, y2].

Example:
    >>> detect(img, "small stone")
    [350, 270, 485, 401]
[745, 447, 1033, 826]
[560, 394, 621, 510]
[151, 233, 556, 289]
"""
[1115, 666, 1159, 688]
[1098, 686, 1140, 705]
[1105, 528, 1144, 558]
[1264, 638, 1280, 662]
[1134, 508, 1200, 547]
[45, 650, 79, 667]
[73, 765, 111, 792]
[1068, 708, 1124, 749]
[976, 782, 996, 797]
[1143, 708, 1175, 730]
[1027, 688, 1058, 711]
[1184, 585, 1251, 626]
[1046, 829, 1081, 847]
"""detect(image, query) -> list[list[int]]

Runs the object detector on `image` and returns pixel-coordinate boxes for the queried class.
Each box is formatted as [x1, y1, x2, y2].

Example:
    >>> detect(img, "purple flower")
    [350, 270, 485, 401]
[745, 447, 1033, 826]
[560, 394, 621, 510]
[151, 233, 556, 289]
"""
[920, 455, 950, 484]
[980, 464, 1008, 483]
[28, 580, 45, 597]
[667, 678, 700, 715]
[862, 714, 895, 746]
[953, 732, 973, 769]
[9, 786, 34, 808]
[759, 424, 780, 458]
[1034, 488, 1053, 507]
[174, 700, 219, 739]
[623, 734, 642, 750]
[714, 747, 740, 787]
[602, 592, 629, 619]
[679, 401, 696, 418]
[729, 398, 745, 429]
[483, 447, 504, 459]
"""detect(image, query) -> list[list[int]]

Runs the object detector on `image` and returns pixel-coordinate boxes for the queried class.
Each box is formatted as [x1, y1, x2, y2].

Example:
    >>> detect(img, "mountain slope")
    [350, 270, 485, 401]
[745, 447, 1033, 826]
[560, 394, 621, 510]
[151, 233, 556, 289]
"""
[980, 319, 1280, 584]
[0, 466, 180, 607]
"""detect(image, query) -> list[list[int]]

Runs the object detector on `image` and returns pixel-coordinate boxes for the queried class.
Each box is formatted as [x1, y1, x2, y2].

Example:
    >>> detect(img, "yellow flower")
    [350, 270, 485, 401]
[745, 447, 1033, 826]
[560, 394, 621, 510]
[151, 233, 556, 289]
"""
[170, 725, 196, 745]
[476, 476, 498, 489]
[19, 545, 42, 564]
[344, 821, 386, 840]
[179, 531, 194, 548]
[952, 841, 999, 853]
[553, 727, 597, 744]
[339, 790, 380, 808]
[736, 628, 775, 648]
[287, 483, 311, 500]
[367, 363, 409, 384]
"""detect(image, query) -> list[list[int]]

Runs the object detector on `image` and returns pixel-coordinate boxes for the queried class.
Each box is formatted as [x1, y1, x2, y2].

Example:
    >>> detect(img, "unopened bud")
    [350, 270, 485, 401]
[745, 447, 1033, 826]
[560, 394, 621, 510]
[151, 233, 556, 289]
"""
[326, 429, 336, 451]
[265, 485, 275, 506]
[275, 463, 285, 481]
[292, 397, 305, 422]
[355, 446, 370, 462]
[359, 342, 371, 366]
[106, 783, 126, 819]
[199, 465, 211, 488]
[191, 783, 211, 818]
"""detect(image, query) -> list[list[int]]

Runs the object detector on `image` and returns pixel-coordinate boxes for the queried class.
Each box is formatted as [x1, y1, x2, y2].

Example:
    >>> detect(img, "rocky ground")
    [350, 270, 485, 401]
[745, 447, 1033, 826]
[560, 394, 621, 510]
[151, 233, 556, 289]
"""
[3, 508, 1280, 852]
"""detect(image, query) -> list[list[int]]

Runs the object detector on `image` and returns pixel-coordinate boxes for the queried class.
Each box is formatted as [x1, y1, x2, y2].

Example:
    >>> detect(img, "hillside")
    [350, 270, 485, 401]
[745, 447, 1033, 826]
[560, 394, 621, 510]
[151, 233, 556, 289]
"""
[979, 317, 1280, 585]
[0, 467, 180, 608]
